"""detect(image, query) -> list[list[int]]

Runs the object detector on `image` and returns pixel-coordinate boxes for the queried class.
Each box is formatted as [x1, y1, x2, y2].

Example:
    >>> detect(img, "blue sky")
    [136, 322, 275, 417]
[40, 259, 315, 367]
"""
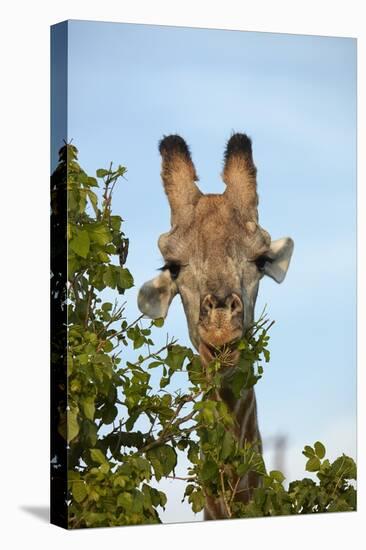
[60, 20, 356, 522]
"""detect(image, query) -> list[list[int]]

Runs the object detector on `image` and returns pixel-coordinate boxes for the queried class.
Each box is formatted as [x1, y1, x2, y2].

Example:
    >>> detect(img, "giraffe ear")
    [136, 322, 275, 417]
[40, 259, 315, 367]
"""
[263, 238, 294, 283]
[137, 271, 178, 319]
[159, 135, 202, 226]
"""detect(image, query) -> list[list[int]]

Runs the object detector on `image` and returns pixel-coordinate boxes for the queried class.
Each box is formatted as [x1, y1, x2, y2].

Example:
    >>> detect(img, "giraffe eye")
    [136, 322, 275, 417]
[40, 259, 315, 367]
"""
[254, 255, 272, 272]
[160, 262, 181, 280]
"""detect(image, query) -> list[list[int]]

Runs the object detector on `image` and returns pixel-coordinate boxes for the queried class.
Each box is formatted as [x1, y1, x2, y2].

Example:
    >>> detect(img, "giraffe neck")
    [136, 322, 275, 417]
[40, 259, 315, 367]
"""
[199, 342, 262, 520]
[220, 385, 262, 449]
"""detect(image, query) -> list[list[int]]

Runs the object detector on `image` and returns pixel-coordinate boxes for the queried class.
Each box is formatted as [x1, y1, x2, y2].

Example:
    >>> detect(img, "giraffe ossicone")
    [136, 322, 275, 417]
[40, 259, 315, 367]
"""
[138, 133, 294, 520]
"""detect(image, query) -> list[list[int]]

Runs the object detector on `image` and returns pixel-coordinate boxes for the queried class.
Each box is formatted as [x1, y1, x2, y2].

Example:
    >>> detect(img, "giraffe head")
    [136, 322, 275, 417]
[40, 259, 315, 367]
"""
[138, 134, 294, 359]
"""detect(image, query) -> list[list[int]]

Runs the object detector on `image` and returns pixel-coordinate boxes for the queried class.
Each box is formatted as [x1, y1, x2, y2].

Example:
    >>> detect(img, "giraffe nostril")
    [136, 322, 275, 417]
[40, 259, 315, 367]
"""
[201, 294, 217, 315]
[200, 293, 243, 317]
[227, 294, 243, 315]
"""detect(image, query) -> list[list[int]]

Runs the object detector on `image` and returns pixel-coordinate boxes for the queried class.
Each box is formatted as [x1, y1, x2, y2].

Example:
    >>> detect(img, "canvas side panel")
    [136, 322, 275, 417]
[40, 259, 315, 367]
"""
[50, 20, 68, 530]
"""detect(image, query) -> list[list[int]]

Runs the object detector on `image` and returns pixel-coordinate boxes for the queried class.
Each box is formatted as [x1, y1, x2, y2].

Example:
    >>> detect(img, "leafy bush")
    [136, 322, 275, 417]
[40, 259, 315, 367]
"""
[55, 144, 356, 528]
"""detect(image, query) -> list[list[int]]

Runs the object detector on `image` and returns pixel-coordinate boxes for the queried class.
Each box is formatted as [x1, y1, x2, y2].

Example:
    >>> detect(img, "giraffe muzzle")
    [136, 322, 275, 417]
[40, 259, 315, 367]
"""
[198, 293, 244, 348]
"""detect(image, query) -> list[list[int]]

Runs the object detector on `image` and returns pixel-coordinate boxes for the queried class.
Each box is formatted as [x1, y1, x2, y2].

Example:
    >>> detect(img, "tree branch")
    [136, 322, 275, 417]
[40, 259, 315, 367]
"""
[220, 469, 232, 518]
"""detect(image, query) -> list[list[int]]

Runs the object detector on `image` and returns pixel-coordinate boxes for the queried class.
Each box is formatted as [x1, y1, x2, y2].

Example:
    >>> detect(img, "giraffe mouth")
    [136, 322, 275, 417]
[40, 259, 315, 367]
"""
[198, 337, 241, 368]
[197, 322, 243, 349]
[197, 294, 244, 352]
[204, 339, 239, 355]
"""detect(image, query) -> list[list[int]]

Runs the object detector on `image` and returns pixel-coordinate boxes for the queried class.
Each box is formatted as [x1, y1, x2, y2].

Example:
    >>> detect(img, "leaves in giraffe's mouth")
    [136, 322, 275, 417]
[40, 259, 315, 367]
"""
[199, 339, 240, 370]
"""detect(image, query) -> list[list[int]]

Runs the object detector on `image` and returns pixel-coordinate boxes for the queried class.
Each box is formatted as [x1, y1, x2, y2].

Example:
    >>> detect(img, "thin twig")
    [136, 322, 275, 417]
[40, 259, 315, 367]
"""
[220, 469, 232, 518]
[229, 476, 241, 506]
[166, 475, 195, 482]
[84, 285, 94, 328]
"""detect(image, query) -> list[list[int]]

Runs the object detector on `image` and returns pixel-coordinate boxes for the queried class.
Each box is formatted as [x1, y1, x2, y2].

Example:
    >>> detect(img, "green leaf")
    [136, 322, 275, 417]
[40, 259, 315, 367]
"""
[221, 431, 235, 461]
[303, 445, 315, 458]
[86, 189, 99, 215]
[87, 176, 98, 187]
[101, 404, 118, 424]
[84, 421, 97, 446]
[66, 409, 79, 443]
[189, 490, 205, 513]
[103, 265, 116, 288]
[237, 462, 251, 477]
[330, 455, 356, 480]
[96, 168, 111, 178]
[57, 408, 79, 443]
[131, 490, 144, 513]
[118, 268, 134, 289]
[116, 165, 127, 176]
[327, 498, 353, 512]
[117, 492, 133, 510]
[153, 318, 164, 327]
[78, 353, 88, 366]
[125, 411, 139, 431]
[119, 431, 144, 449]
[306, 456, 321, 472]
[67, 469, 80, 480]
[165, 345, 190, 371]
[184, 484, 195, 499]
[160, 377, 170, 389]
[69, 229, 90, 258]
[270, 470, 285, 483]
[100, 462, 110, 474]
[86, 222, 112, 245]
[84, 512, 107, 526]
[90, 448, 107, 465]
[159, 445, 177, 475]
[148, 456, 163, 481]
[147, 445, 177, 479]
[102, 340, 114, 353]
[81, 396, 95, 421]
[110, 215, 122, 231]
[201, 405, 215, 425]
[72, 480, 87, 503]
[148, 361, 163, 369]
[159, 491, 167, 508]
[230, 370, 246, 399]
[147, 487, 161, 507]
[314, 441, 326, 459]
[188, 442, 200, 464]
[201, 460, 218, 482]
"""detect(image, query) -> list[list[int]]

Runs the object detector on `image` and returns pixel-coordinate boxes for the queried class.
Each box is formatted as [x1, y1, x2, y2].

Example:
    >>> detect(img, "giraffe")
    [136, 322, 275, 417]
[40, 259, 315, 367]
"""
[138, 133, 294, 520]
